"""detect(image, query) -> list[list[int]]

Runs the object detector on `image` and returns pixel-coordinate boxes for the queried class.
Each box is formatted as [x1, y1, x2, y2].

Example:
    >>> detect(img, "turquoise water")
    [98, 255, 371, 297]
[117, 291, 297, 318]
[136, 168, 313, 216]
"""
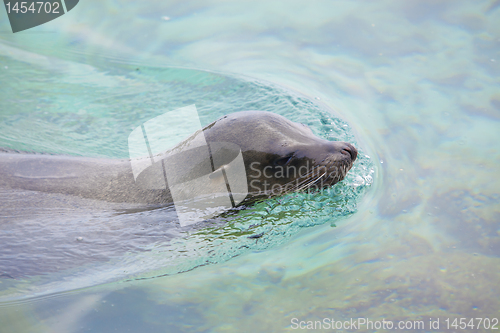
[1, 0, 499, 332]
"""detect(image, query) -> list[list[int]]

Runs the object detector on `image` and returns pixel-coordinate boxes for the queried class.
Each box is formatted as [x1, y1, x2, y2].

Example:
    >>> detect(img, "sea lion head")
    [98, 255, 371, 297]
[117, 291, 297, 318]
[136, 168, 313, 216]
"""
[202, 111, 358, 199]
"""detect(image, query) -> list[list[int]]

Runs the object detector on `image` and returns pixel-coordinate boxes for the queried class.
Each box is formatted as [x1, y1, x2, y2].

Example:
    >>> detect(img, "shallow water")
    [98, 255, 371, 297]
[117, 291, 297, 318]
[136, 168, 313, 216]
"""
[1, 0, 499, 332]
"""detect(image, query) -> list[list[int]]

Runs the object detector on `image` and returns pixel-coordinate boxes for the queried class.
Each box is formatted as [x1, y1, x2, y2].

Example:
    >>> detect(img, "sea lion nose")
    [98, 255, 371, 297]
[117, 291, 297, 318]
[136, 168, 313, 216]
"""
[341, 143, 358, 161]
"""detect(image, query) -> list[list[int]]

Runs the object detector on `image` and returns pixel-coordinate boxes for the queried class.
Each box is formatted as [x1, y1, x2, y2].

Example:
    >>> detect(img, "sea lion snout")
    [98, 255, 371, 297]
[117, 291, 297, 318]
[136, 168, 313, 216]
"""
[323, 141, 357, 162]
[341, 143, 358, 161]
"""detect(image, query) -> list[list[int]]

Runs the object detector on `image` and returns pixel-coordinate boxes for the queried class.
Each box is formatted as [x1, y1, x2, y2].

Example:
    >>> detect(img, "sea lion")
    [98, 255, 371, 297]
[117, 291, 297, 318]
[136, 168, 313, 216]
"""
[0, 111, 358, 278]
[0, 111, 357, 208]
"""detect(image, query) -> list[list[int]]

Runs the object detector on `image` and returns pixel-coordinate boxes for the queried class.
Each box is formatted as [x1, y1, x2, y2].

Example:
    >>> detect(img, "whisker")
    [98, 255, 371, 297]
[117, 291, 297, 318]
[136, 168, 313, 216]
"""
[295, 172, 326, 192]
[283, 166, 327, 193]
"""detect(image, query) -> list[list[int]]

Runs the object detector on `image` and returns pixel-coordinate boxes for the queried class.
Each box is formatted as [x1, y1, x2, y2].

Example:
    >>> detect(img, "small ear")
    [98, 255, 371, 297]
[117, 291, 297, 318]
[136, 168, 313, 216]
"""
[301, 123, 313, 131]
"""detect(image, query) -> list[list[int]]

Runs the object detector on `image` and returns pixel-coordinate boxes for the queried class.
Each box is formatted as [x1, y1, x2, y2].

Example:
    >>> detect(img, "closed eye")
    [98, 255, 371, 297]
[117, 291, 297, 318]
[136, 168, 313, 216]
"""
[274, 155, 294, 166]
